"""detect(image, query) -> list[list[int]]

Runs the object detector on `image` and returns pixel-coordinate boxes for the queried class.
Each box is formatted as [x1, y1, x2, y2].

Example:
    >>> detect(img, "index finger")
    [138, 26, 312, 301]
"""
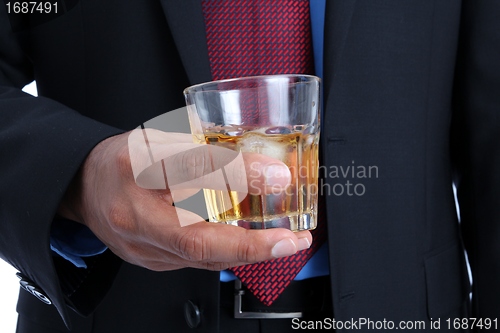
[129, 129, 291, 195]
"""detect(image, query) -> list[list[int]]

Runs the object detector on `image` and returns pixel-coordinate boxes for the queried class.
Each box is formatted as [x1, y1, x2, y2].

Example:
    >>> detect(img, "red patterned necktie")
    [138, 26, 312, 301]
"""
[202, 0, 326, 306]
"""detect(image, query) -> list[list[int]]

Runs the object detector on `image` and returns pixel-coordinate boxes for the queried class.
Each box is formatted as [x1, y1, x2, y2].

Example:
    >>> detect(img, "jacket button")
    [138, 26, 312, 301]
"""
[16, 273, 52, 305]
[184, 300, 201, 328]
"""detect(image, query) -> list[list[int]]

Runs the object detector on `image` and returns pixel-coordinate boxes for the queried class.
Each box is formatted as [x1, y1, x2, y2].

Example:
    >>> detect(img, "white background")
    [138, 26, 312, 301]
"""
[0, 260, 19, 332]
[0, 82, 38, 333]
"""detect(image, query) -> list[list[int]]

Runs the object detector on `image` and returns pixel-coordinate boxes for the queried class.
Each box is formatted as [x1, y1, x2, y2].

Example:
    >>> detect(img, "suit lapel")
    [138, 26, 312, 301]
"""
[159, 0, 212, 85]
[323, 0, 357, 104]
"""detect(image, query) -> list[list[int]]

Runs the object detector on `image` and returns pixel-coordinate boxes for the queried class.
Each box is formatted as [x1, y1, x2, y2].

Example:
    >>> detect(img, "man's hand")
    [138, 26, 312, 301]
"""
[58, 130, 312, 271]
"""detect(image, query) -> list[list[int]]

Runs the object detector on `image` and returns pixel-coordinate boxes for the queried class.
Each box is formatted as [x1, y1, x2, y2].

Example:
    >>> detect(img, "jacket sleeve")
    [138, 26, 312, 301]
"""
[452, 0, 500, 319]
[0, 4, 123, 328]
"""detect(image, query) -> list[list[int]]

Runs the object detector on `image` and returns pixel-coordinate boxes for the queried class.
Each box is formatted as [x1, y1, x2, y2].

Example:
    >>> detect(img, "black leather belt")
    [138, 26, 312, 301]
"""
[220, 275, 332, 319]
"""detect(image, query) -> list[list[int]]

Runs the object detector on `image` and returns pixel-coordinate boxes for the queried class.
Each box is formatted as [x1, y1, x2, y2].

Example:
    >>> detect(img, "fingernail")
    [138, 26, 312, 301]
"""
[297, 237, 311, 251]
[271, 238, 297, 258]
[264, 164, 290, 187]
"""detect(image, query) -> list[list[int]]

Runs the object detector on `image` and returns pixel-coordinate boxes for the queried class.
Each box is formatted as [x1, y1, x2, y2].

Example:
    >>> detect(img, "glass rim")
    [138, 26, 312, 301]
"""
[183, 74, 321, 95]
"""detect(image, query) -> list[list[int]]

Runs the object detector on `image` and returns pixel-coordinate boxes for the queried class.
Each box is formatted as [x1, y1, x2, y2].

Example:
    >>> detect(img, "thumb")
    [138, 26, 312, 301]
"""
[168, 223, 313, 264]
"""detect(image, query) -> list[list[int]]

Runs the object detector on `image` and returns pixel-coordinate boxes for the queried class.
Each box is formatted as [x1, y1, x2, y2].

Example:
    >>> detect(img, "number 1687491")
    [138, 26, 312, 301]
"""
[6, 2, 58, 14]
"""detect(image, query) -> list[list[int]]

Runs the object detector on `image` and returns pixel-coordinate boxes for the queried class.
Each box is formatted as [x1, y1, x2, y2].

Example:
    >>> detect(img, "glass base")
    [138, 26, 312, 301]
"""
[214, 212, 316, 232]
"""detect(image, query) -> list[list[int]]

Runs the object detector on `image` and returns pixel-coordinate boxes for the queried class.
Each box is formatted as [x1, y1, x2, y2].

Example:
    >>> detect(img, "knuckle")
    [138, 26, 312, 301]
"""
[180, 146, 214, 182]
[237, 242, 259, 263]
[107, 201, 134, 234]
[181, 154, 200, 181]
[175, 229, 208, 262]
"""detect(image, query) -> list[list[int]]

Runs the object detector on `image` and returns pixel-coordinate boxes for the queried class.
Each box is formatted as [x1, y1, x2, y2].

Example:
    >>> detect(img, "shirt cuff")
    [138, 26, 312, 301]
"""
[50, 218, 107, 268]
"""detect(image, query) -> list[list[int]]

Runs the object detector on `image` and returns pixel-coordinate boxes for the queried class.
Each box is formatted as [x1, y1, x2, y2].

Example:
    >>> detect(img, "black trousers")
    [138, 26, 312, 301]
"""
[16, 276, 333, 333]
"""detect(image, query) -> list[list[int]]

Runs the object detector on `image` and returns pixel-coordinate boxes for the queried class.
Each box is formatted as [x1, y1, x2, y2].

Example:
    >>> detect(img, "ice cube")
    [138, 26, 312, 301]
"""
[237, 132, 287, 162]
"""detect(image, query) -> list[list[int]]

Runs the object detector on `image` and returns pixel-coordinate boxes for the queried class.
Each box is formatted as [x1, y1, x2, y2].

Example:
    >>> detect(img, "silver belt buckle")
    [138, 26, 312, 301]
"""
[233, 279, 303, 319]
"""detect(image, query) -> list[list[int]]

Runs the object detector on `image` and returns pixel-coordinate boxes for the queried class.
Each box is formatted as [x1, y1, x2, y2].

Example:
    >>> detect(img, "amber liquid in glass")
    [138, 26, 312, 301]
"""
[195, 129, 319, 231]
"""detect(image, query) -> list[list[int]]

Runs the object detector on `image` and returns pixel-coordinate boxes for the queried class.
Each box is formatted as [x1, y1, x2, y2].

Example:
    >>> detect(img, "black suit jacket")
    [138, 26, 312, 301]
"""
[1, 0, 498, 332]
